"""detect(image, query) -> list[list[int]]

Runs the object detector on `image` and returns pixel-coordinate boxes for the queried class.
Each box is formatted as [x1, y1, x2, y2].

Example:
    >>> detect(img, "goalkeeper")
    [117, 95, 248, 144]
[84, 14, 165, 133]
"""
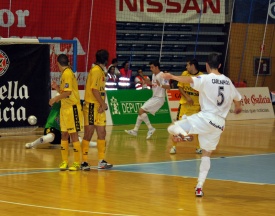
[25, 93, 96, 149]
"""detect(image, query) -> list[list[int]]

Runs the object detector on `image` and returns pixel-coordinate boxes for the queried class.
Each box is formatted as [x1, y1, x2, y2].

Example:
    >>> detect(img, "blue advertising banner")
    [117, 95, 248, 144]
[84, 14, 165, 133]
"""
[0, 44, 51, 127]
[233, 0, 275, 24]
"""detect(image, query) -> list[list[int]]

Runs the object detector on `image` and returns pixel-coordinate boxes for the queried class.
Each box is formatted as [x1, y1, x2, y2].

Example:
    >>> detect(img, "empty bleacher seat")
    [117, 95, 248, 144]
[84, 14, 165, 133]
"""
[178, 35, 192, 41]
[165, 24, 180, 31]
[131, 44, 145, 51]
[124, 22, 139, 30]
[117, 33, 124, 40]
[145, 44, 161, 51]
[160, 54, 173, 62]
[152, 34, 162, 41]
[139, 23, 155, 30]
[165, 34, 180, 41]
[116, 22, 125, 30]
[117, 44, 132, 51]
[173, 44, 187, 52]
[153, 23, 164, 31]
[172, 55, 185, 62]
[179, 25, 192, 31]
[139, 34, 153, 41]
[130, 54, 145, 62]
[145, 54, 159, 61]
[124, 33, 139, 41]
[170, 65, 183, 72]
[117, 54, 130, 62]
[161, 44, 174, 52]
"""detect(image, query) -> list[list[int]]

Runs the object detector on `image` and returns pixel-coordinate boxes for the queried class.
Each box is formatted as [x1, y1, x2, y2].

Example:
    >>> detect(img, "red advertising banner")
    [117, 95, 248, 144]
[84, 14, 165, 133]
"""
[0, 0, 116, 89]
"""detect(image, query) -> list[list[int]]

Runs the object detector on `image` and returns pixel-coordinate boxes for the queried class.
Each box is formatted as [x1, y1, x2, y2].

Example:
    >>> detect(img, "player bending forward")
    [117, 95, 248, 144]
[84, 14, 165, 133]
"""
[162, 53, 242, 197]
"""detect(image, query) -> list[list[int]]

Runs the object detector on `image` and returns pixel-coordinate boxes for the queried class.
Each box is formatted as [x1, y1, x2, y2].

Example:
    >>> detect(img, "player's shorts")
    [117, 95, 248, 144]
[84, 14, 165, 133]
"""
[60, 104, 83, 133]
[176, 113, 225, 151]
[44, 127, 61, 144]
[176, 103, 201, 120]
[83, 102, 106, 126]
[141, 97, 165, 115]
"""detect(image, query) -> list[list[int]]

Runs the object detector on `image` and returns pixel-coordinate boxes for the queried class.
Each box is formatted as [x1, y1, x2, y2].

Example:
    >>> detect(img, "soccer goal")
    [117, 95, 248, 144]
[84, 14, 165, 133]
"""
[0, 38, 78, 135]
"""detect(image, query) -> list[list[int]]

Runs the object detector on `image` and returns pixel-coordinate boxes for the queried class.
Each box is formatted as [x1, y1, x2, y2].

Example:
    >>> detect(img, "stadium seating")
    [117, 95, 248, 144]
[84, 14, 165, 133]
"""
[116, 22, 226, 75]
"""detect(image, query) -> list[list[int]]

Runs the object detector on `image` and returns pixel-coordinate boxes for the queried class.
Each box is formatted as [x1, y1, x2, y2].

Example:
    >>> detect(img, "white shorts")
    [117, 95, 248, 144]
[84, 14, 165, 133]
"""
[176, 113, 225, 151]
[141, 97, 165, 115]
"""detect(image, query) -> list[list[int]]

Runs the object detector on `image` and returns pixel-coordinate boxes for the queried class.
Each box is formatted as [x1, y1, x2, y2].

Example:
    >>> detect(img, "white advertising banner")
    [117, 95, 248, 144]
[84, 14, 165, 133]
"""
[116, 0, 225, 24]
[226, 87, 274, 120]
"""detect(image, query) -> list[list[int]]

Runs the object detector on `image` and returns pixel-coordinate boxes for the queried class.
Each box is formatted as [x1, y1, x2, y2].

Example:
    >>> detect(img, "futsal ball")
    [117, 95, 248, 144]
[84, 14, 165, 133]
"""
[28, 115, 37, 125]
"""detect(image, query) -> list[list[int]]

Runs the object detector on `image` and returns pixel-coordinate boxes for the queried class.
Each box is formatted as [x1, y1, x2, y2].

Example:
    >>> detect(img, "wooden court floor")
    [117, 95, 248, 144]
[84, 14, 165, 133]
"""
[0, 119, 274, 216]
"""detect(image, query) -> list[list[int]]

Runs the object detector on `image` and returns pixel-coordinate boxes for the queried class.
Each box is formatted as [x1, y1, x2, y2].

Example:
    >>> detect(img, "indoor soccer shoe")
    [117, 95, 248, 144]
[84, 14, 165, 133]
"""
[81, 162, 91, 171]
[146, 128, 156, 139]
[195, 187, 204, 197]
[196, 148, 202, 154]
[59, 161, 68, 171]
[125, 129, 137, 136]
[172, 134, 193, 142]
[25, 143, 34, 149]
[98, 160, 113, 170]
[69, 162, 80, 171]
[170, 146, 176, 154]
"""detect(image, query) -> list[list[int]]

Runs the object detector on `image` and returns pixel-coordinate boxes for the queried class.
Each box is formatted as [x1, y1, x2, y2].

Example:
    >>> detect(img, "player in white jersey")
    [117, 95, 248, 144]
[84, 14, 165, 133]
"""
[162, 53, 242, 197]
[125, 60, 170, 139]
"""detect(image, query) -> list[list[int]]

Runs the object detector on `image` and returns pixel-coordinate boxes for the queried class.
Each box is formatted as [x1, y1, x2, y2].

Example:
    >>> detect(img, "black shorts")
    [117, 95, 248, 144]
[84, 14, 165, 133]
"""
[44, 127, 61, 145]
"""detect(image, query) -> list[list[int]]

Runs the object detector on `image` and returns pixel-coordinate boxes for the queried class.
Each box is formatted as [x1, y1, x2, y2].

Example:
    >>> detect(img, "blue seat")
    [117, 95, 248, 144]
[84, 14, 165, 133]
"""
[165, 24, 180, 31]
[152, 34, 162, 41]
[179, 25, 192, 31]
[139, 23, 155, 30]
[117, 54, 130, 62]
[178, 35, 192, 41]
[116, 22, 125, 30]
[162, 44, 173, 52]
[145, 44, 160, 51]
[160, 54, 173, 62]
[165, 34, 180, 41]
[117, 44, 132, 51]
[153, 23, 164, 31]
[131, 44, 145, 51]
[173, 44, 187, 52]
[117, 33, 124, 40]
[124, 33, 139, 41]
[145, 54, 159, 61]
[170, 65, 183, 72]
[172, 55, 185, 62]
[124, 22, 139, 30]
[130, 54, 145, 62]
[139, 34, 153, 41]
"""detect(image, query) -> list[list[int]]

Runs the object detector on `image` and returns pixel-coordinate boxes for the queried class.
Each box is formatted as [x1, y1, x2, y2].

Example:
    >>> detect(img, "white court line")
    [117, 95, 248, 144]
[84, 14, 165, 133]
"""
[0, 200, 139, 216]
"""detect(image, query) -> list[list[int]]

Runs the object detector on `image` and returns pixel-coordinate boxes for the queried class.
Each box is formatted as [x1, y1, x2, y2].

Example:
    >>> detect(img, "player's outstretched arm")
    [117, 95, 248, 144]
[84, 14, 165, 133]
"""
[162, 73, 193, 84]
[233, 100, 242, 114]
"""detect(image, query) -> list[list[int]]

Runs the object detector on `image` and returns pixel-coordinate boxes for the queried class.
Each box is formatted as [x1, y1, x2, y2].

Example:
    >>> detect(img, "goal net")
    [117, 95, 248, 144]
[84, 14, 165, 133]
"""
[0, 38, 77, 135]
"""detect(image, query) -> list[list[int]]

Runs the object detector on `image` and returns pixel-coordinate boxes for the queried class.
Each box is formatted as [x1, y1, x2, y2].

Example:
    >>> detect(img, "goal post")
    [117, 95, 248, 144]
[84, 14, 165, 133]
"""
[0, 38, 78, 72]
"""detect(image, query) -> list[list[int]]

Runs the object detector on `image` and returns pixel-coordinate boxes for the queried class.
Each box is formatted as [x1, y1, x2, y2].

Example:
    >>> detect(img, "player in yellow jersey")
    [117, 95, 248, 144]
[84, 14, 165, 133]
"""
[49, 54, 83, 171]
[81, 49, 113, 170]
[170, 59, 204, 154]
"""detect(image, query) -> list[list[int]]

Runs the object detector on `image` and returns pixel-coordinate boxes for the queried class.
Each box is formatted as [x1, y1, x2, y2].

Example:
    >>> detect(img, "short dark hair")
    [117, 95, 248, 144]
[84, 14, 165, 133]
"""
[57, 54, 69, 66]
[96, 49, 109, 64]
[149, 60, 160, 68]
[108, 66, 115, 73]
[112, 58, 118, 64]
[189, 59, 199, 71]
[122, 61, 129, 68]
[207, 53, 222, 69]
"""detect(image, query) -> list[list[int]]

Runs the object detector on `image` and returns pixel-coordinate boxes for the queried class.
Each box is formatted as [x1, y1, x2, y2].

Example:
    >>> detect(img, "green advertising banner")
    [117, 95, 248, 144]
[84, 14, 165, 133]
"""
[106, 89, 172, 125]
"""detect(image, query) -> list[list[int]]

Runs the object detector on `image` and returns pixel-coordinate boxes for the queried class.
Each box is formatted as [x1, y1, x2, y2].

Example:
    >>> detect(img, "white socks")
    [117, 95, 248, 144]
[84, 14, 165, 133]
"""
[32, 133, 54, 147]
[167, 124, 188, 136]
[197, 156, 211, 188]
[133, 113, 153, 131]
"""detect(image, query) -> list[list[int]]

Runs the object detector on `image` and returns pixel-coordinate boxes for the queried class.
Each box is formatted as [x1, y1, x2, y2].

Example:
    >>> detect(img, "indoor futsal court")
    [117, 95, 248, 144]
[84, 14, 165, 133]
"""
[0, 119, 274, 216]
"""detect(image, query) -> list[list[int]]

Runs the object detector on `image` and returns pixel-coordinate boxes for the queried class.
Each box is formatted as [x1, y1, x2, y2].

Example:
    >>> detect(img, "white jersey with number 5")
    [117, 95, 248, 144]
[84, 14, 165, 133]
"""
[191, 73, 242, 119]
